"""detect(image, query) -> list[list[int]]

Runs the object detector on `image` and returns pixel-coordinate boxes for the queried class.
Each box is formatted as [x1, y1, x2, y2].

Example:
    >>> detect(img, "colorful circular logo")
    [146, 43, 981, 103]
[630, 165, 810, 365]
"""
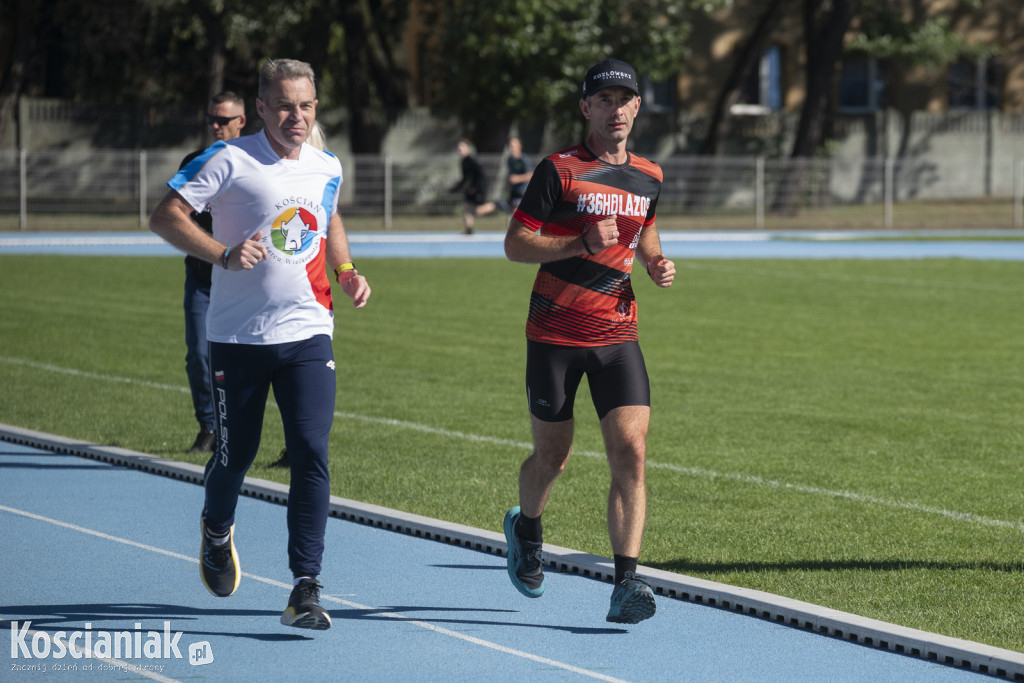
[271, 208, 319, 255]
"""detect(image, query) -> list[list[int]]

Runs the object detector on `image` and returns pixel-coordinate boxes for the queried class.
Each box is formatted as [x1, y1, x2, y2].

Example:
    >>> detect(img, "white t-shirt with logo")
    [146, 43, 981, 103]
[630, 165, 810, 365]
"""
[169, 131, 342, 345]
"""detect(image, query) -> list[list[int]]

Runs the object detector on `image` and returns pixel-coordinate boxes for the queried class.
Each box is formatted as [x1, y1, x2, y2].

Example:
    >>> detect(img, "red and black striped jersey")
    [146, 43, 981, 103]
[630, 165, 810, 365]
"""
[512, 143, 662, 347]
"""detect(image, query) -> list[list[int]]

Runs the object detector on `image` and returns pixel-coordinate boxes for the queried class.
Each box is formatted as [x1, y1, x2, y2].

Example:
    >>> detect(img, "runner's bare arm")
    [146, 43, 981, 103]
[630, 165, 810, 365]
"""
[326, 212, 370, 308]
[504, 218, 617, 264]
[149, 191, 267, 270]
[636, 222, 675, 288]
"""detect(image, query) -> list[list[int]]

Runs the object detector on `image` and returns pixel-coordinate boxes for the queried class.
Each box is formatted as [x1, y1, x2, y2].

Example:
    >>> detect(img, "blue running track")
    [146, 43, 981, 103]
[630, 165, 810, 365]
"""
[0, 229, 1022, 260]
[2, 426, 1023, 682]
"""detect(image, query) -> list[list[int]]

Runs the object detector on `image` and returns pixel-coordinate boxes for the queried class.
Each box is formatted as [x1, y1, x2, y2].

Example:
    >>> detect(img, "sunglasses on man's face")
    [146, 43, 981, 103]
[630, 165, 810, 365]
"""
[205, 114, 241, 126]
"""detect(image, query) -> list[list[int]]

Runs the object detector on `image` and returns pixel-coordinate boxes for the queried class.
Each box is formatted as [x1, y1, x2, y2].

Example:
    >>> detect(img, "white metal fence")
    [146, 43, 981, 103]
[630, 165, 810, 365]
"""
[1, 149, 1022, 230]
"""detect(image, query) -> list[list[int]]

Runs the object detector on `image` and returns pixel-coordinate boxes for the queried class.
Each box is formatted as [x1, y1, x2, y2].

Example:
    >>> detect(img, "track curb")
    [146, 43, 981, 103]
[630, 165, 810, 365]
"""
[3, 422, 1022, 679]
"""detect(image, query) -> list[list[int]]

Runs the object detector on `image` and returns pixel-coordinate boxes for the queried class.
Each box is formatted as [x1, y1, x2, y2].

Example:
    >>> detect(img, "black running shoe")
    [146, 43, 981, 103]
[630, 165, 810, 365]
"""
[503, 506, 545, 598]
[269, 449, 290, 468]
[280, 578, 332, 630]
[606, 571, 656, 624]
[189, 428, 216, 454]
[200, 523, 239, 597]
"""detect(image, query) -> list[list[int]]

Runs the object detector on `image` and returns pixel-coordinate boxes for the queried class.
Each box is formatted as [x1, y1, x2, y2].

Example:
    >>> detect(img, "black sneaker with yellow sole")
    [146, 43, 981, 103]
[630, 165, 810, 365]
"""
[189, 428, 216, 454]
[280, 578, 332, 630]
[200, 523, 240, 597]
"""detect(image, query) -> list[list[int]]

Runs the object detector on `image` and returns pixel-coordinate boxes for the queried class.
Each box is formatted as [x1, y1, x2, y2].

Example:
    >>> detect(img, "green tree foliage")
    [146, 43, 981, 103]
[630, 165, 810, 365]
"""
[0, 0, 410, 150]
[847, 0, 997, 67]
[4, 0, 323, 106]
[418, 0, 721, 151]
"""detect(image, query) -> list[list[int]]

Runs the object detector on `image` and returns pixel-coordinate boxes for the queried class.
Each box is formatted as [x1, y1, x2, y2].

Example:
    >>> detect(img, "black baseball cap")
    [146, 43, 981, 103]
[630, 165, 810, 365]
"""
[582, 58, 640, 98]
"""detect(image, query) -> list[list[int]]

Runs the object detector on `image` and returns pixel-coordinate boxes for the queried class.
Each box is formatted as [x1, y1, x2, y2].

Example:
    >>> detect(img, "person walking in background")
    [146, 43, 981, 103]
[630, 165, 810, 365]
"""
[504, 136, 533, 213]
[451, 139, 501, 235]
[179, 92, 246, 454]
[150, 58, 371, 630]
[501, 58, 676, 625]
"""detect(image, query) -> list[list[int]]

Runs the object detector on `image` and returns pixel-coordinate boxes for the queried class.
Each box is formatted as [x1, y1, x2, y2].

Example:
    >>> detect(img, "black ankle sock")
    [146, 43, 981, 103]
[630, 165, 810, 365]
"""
[613, 555, 638, 584]
[515, 512, 543, 543]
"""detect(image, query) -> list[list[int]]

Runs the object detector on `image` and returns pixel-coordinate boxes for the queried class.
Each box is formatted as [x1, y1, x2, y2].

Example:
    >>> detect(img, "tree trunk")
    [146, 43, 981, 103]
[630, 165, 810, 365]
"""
[207, 27, 226, 98]
[341, 0, 385, 154]
[0, 0, 35, 148]
[772, 0, 860, 215]
[698, 0, 788, 157]
[186, 0, 226, 99]
[340, 0, 410, 154]
[362, 0, 409, 116]
[790, 0, 858, 159]
[690, 0, 787, 214]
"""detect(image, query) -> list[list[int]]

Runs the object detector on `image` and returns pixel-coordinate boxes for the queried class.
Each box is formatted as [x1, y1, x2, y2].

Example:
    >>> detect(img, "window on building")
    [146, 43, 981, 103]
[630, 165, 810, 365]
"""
[640, 76, 674, 114]
[734, 45, 784, 114]
[948, 57, 1003, 110]
[839, 56, 887, 112]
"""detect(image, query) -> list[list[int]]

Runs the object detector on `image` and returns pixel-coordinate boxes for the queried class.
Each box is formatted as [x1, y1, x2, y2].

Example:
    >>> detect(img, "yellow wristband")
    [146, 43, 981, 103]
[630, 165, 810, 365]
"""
[334, 263, 355, 279]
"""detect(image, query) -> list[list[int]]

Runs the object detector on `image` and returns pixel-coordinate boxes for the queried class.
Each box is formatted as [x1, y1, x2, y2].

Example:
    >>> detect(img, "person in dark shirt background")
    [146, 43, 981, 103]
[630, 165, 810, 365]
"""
[451, 139, 503, 235]
[504, 136, 533, 212]
[179, 92, 246, 453]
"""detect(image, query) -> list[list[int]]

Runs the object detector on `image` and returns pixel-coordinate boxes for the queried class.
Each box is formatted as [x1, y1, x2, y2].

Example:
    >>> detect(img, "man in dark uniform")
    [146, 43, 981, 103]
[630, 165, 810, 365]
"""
[180, 92, 246, 453]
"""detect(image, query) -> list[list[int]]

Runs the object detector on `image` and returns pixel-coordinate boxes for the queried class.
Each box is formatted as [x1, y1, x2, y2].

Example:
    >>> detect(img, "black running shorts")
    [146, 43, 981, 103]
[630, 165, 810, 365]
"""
[525, 340, 650, 422]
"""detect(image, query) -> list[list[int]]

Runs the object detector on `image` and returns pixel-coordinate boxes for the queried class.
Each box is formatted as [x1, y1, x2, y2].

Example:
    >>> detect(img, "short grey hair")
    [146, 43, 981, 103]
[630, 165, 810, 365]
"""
[258, 59, 316, 100]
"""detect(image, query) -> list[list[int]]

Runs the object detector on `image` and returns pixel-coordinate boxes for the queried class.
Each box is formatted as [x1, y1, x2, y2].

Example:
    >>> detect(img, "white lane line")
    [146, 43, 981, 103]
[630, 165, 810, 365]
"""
[641, 461, 1024, 533]
[0, 235, 166, 247]
[0, 504, 629, 683]
[1, 506, 188, 682]
[0, 357, 191, 394]
[2, 355, 1021, 536]
[330, 412, 1024, 534]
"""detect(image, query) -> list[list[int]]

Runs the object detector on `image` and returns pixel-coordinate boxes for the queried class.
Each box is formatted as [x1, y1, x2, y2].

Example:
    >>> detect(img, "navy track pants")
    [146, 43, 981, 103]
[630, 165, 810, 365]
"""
[203, 334, 335, 578]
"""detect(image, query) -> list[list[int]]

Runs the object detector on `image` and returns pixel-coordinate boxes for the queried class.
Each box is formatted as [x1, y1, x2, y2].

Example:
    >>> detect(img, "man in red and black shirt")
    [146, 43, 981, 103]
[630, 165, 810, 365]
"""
[502, 58, 676, 625]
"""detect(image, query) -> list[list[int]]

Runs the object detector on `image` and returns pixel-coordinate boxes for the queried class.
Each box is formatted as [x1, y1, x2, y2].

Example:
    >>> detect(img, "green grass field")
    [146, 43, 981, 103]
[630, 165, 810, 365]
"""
[1, 253, 1023, 653]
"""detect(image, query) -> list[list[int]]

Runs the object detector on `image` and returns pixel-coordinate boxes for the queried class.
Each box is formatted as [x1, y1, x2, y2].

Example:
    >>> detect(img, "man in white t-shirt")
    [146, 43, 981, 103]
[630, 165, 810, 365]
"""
[150, 58, 370, 631]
